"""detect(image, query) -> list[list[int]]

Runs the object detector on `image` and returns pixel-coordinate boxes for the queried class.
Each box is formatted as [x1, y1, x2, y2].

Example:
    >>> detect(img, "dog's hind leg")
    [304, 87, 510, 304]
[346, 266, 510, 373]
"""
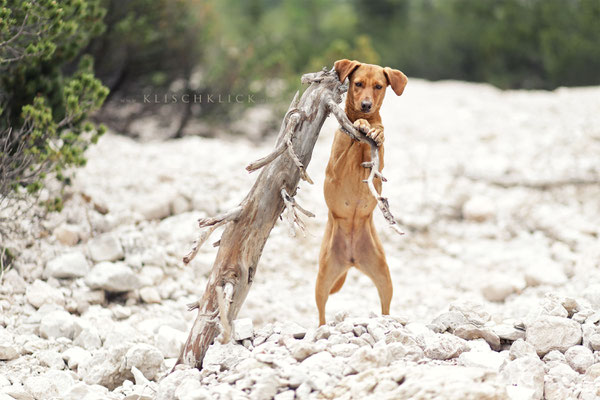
[316, 216, 350, 325]
[354, 218, 393, 315]
[329, 272, 347, 294]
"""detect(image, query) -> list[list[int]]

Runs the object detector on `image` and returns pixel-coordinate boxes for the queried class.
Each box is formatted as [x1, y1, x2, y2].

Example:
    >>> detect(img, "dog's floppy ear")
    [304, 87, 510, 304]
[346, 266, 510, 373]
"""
[334, 59, 361, 83]
[383, 67, 408, 96]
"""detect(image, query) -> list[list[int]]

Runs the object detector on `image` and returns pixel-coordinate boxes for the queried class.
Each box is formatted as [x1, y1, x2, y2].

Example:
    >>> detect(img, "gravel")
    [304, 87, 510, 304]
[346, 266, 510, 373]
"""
[1, 80, 600, 399]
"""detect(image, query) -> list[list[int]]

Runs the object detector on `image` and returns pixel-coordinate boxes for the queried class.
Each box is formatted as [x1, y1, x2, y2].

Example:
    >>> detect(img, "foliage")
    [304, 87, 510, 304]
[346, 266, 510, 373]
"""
[0, 0, 109, 217]
[354, 0, 600, 89]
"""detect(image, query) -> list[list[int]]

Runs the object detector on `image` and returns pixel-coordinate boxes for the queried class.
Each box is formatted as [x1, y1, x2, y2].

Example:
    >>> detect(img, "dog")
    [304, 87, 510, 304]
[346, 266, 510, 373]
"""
[316, 59, 407, 325]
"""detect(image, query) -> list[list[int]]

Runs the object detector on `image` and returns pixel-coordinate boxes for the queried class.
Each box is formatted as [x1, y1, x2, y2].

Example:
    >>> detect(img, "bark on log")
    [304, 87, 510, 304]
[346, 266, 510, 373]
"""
[174, 67, 401, 370]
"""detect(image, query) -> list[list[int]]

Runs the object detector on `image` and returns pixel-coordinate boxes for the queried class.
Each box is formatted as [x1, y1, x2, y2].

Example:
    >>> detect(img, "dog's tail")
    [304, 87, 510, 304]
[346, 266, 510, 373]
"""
[329, 272, 348, 294]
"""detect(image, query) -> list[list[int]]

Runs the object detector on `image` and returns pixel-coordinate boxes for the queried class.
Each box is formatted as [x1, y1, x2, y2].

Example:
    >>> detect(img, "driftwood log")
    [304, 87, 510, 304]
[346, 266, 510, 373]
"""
[174, 67, 402, 370]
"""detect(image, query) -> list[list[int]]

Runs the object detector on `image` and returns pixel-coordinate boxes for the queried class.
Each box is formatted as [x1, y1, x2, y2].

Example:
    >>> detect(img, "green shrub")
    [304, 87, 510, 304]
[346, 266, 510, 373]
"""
[0, 0, 109, 217]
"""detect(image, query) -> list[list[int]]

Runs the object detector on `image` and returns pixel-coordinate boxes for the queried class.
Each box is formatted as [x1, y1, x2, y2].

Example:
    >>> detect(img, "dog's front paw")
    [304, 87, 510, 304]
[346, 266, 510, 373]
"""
[353, 119, 370, 134]
[367, 127, 384, 146]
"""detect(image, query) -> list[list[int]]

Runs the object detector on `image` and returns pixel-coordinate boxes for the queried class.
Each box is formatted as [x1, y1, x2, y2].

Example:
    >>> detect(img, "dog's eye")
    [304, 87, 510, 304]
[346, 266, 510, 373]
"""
[355, 82, 362, 87]
[375, 84, 383, 90]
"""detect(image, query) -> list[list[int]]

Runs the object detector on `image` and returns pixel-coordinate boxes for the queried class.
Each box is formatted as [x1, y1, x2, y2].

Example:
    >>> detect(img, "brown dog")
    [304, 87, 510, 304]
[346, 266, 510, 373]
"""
[316, 59, 407, 325]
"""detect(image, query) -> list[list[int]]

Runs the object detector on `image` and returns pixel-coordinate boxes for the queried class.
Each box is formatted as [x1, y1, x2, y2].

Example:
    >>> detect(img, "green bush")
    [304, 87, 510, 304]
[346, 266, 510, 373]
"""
[0, 0, 109, 215]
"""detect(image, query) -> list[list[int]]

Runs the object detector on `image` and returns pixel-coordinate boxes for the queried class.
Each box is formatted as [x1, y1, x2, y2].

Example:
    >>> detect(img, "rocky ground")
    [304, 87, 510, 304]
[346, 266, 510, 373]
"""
[1, 79, 600, 400]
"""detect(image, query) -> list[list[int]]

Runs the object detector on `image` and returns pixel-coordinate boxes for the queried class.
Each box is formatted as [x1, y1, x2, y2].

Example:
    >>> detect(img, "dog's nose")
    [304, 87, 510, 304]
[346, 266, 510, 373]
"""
[361, 100, 372, 112]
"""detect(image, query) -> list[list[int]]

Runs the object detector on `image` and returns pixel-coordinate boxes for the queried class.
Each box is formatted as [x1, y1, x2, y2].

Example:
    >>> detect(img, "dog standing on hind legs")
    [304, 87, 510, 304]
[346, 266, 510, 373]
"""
[316, 59, 407, 326]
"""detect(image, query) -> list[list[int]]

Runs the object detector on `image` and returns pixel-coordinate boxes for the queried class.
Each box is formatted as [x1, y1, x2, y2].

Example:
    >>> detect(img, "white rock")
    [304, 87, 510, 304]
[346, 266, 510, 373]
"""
[481, 279, 519, 302]
[0, 330, 19, 361]
[347, 346, 390, 373]
[173, 378, 210, 400]
[26, 280, 65, 309]
[453, 324, 501, 351]
[62, 382, 109, 400]
[170, 195, 191, 215]
[458, 350, 506, 371]
[79, 345, 130, 390]
[501, 355, 545, 400]
[139, 196, 172, 221]
[525, 316, 582, 356]
[493, 324, 526, 341]
[156, 326, 187, 358]
[583, 284, 600, 309]
[73, 327, 102, 349]
[23, 376, 58, 400]
[156, 368, 201, 400]
[40, 371, 75, 398]
[509, 339, 537, 360]
[53, 224, 81, 246]
[2, 383, 35, 400]
[462, 195, 495, 222]
[544, 362, 579, 400]
[329, 343, 359, 358]
[125, 344, 164, 381]
[44, 252, 89, 279]
[139, 287, 161, 304]
[281, 322, 307, 339]
[2, 269, 27, 294]
[112, 305, 132, 320]
[62, 346, 92, 370]
[289, 341, 321, 362]
[85, 262, 140, 292]
[274, 390, 295, 400]
[138, 266, 164, 286]
[588, 333, 600, 351]
[424, 333, 468, 360]
[232, 318, 254, 341]
[37, 349, 65, 370]
[565, 345, 594, 373]
[39, 310, 76, 339]
[524, 261, 567, 287]
[542, 350, 566, 364]
[449, 299, 491, 326]
[250, 372, 279, 400]
[88, 233, 124, 262]
[394, 365, 507, 399]
[366, 322, 386, 343]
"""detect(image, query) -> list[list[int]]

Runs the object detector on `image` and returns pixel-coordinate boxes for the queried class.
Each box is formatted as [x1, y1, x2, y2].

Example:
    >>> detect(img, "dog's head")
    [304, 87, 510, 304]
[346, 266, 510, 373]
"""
[334, 59, 407, 115]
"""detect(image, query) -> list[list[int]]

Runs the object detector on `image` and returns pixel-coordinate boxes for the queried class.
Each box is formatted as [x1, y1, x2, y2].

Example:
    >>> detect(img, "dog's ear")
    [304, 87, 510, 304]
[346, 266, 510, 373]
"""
[334, 59, 361, 83]
[383, 67, 408, 96]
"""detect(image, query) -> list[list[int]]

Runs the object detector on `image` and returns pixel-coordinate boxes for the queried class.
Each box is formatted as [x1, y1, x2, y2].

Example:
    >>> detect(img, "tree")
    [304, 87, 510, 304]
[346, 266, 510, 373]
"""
[0, 0, 109, 220]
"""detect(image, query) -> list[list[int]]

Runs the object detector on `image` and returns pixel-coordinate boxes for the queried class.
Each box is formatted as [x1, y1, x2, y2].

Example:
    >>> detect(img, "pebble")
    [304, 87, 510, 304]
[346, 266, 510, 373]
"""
[124, 344, 164, 381]
[44, 252, 89, 279]
[62, 346, 92, 370]
[87, 233, 124, 262]
[232, 318, 254, 341]
[526, 316, 582, 356]
[462, 195, 495, 222]
[449, 300, 491, 326]
[23, 376, 58, 400]
[501, 355, 545, 400]
[53, 224, 81, 246]
[26, 280, 65, 309]
[509, 339, 537, 360]
[423, 333, 468, 360]
[139, 287, 161, 304]
[524, 261, 568, 287]
[39, 310, 76, 339]
[156, 325, 187, 358]
[38, 349, 65, 370]
[458, 350, 506, 371]
[565, 345, 594, 373]
[85, 262, 140, 292]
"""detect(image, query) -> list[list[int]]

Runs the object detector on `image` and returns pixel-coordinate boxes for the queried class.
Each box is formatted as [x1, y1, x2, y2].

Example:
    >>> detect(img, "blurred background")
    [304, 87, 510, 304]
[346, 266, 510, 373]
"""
[1, 0, 599, 224]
